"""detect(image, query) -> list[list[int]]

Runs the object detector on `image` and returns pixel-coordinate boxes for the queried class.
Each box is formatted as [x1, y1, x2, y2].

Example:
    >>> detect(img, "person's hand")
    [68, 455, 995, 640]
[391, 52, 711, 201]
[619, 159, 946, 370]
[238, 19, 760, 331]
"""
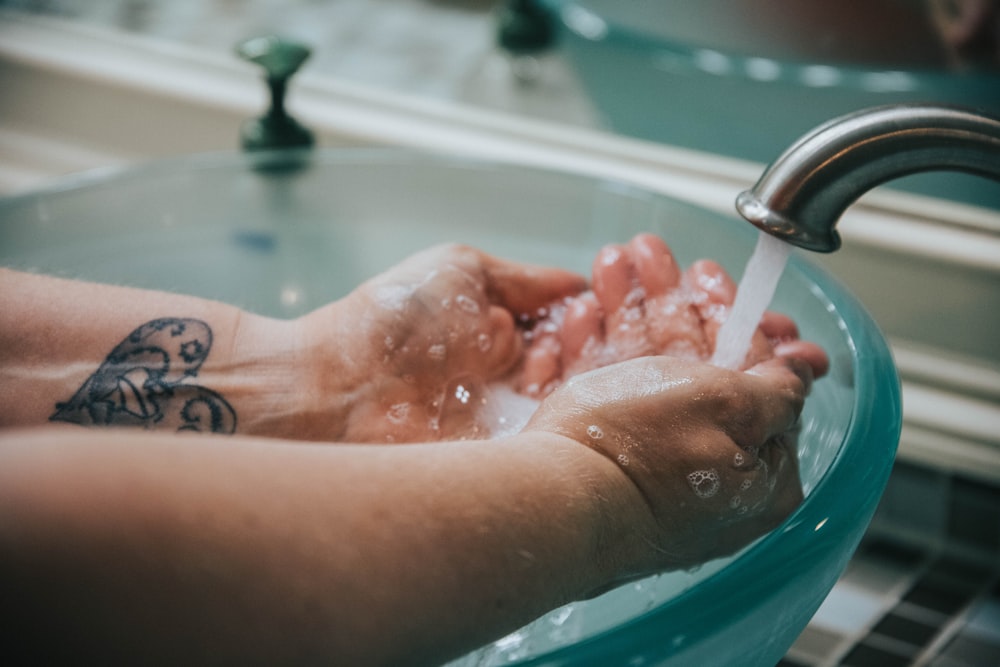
[520, 234, 828, 396]
[524, 353, 812, 578]
[295, 244, 586, 443]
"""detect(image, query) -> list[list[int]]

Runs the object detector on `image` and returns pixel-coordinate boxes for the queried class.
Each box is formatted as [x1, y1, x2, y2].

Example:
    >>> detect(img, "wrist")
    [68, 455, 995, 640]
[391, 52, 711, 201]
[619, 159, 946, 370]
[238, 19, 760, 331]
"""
[524, 429, 662, 592]
[223, 309, 355, 441]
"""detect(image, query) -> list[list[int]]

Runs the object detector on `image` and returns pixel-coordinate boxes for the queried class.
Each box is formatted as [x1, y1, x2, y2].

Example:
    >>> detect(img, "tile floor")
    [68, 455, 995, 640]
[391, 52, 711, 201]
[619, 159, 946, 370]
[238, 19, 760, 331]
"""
[783, 462, 1000, 667]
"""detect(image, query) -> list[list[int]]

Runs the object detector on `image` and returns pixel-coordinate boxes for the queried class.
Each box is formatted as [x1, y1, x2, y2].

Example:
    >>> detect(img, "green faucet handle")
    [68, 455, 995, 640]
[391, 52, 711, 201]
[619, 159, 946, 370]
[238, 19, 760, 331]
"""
[496, 0, 555, 55]
[235, 35, 315, 152]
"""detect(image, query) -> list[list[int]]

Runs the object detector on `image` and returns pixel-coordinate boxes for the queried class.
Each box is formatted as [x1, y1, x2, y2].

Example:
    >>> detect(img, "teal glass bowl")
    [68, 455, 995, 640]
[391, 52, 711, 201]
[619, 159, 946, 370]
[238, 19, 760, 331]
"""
[0, 149, 901, 665]
[542, 0, 1000, 210]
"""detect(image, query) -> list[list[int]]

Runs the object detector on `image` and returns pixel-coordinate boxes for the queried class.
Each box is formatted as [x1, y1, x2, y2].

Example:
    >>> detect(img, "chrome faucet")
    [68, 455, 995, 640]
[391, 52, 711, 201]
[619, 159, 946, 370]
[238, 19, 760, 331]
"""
[736, 105, 1000, 253]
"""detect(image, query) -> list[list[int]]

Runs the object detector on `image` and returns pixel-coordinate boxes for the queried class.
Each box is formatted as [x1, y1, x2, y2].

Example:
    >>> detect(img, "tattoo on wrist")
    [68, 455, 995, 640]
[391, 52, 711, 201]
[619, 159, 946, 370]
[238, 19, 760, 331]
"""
[51, 318, 237, 434]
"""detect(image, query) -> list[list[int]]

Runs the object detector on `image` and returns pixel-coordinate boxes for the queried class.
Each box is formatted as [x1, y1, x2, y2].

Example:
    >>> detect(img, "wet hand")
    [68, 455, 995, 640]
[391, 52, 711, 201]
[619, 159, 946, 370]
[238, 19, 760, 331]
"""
[525, 354, 812, 576]
[299, 244, 586, 442]
[520, 234, 828, 396]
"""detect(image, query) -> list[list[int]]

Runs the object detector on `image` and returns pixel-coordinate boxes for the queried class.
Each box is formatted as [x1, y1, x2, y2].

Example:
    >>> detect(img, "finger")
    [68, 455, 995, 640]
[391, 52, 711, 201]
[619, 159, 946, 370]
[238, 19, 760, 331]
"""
[775, 340, 829, 380]
[481, 305, 523, 377]
[759, 311, 799, 342]
[686, 261, 737, 351]
[735, 357, 811, 445]
[592, 244, 635, 314]
[482, 254, 587, 316]
[723, 434, 804, 549]
[686, 260, 737, 311]
[629, 234, 681, 297]
[520, 334, 562, 397]
[560, 291, 603, 368]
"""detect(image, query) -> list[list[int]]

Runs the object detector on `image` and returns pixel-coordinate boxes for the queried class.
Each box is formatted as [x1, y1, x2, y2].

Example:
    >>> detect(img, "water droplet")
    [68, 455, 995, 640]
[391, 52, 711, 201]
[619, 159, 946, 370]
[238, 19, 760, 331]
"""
[687, 469, 720, 499]
[623, 306, 642, 322]
[493, 629, 525, 652]
[427, 343, 446, 361]
[586, 424, 604, 440]
[386, 402, 410, 424]
[549, 606, 574, 627]
[455, 294, 480, 314]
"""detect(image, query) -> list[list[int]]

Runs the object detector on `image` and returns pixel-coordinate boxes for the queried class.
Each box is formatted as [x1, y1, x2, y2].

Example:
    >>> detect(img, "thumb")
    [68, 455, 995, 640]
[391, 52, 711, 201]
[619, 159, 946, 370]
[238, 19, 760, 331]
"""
[483, 255, 588, 316]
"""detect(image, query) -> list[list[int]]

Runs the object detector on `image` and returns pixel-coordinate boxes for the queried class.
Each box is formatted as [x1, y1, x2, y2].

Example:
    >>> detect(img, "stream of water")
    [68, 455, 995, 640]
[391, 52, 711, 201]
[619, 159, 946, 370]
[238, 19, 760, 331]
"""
[711, 231, 791, 369]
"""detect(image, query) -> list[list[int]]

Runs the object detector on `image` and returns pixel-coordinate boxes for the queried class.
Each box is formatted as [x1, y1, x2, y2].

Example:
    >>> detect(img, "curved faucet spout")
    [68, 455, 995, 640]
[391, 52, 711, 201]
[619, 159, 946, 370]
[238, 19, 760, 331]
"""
[736, 105, 1000, 253]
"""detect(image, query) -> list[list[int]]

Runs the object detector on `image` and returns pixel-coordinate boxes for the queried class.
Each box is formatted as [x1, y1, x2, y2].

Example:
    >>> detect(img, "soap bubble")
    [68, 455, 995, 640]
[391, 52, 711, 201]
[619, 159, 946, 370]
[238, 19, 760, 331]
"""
[455, 294, 480, 314]
[687, 469, 720, 499]
[386, 402, 410, 424]
[586, 424, 604, 440]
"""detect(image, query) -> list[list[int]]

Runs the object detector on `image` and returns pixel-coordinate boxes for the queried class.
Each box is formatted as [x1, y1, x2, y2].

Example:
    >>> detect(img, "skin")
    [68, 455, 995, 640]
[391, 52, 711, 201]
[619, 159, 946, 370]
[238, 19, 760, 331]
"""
[0, 238, 825, 665]
[520, 233, 828, 396]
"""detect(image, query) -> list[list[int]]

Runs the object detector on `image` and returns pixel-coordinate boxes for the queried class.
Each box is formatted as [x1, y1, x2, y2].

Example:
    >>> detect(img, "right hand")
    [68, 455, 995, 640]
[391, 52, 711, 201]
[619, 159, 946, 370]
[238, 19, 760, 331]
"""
[524, 353, 812, 578]
[520, 234, 829, 396]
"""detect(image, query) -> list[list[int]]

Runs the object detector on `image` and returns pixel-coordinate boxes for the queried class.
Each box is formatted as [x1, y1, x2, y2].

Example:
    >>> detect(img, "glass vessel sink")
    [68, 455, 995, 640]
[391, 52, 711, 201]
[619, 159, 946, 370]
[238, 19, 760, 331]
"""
[0, 149, 902, 665]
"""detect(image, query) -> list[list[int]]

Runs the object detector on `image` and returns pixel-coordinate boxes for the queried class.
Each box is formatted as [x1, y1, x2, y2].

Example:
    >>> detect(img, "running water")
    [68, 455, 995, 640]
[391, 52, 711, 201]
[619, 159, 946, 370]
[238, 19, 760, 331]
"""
[711, 231, 791, 369]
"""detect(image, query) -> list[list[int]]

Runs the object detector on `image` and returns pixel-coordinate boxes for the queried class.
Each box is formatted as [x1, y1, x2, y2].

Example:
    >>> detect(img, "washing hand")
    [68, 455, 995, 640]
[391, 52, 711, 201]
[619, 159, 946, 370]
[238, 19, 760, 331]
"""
[296, 244, 586, 442]
[520, 233, 828, 397]
[526, 353, 812, 577]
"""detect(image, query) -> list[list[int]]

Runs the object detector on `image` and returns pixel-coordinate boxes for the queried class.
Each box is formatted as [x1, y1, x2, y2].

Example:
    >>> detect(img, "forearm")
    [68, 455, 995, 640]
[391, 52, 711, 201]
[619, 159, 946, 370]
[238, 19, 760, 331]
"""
[0, 268, 347, 439]
[0, 427, 636, 666]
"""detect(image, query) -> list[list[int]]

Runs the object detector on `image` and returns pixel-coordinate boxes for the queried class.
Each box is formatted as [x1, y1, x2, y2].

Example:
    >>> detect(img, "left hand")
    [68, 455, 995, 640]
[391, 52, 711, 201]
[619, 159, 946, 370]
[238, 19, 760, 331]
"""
[296, 244, 586, 442]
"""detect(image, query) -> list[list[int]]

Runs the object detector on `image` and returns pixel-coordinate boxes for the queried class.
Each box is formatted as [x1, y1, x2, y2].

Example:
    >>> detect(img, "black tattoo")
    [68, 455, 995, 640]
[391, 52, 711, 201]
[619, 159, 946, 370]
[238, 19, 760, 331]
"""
[51, 318, 237, 434]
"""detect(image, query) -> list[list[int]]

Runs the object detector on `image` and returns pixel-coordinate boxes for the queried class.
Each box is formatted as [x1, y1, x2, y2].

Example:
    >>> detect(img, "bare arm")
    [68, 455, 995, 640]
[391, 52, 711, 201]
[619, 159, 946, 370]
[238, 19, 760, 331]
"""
[0, 242, 817, 664]
[0, 248, 586, 442]
[0, 355, 809, 666]
[0, 427, 618, 666]
[0, 267, 314, 437]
